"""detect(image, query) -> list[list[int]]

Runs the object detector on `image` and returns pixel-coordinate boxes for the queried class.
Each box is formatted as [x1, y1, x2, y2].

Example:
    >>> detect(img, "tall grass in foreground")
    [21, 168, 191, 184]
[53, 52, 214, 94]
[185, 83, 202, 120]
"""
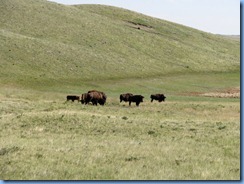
[0, 88, 240, 180]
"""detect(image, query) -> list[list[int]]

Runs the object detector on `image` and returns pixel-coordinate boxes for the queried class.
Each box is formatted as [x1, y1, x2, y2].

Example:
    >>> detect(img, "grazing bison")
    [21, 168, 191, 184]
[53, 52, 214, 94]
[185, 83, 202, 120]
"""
[120, 93, 133, 103]
[80, 93, 89, 104]
[128, 95, 144, 106]
[150, 94, 166, 102]
[88, 90, 107, 99]
[66, 95, 80, 102]
[87, 90, 107, 106]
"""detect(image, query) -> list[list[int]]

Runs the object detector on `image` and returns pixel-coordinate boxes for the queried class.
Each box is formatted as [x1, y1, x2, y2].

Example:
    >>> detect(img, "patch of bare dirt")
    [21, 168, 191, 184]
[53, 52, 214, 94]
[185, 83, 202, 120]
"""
[182, 87, 240, 98]
[200, 87, 240, 98]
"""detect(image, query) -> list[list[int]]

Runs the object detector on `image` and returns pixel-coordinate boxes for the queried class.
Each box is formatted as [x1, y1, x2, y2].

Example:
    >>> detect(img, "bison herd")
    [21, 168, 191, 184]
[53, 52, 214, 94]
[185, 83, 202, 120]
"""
[67, 90, 166, 106]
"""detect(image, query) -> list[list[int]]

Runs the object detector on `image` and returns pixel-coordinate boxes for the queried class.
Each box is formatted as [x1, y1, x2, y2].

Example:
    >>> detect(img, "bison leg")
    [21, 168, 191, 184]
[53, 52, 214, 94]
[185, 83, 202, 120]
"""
[85, 99, 90, 105]
[93, 100, 98, 106]
[129, 101, 131, 106]
[136, 102, 140, 106]
[98, 100, 105, 106]
[151, 98, 153, 102]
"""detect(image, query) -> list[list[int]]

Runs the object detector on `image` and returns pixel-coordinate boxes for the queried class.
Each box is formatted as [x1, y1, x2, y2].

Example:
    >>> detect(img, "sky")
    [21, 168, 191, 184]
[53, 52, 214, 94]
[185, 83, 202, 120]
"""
[48, 0, 240, 35]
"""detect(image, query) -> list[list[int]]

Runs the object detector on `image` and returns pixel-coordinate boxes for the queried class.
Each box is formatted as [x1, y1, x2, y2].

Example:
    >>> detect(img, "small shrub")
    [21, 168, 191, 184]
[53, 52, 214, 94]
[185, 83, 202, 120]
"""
[218, 125, 226, 130]
[122, 116, 128, 120]
[125, 156, 139, 162]
[148, 130, 155, 135]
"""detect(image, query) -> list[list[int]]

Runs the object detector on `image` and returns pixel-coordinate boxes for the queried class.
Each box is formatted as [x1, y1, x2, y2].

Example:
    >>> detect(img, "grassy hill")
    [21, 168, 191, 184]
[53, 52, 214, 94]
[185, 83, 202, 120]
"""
[0, 0, 240, 92]
[219, 35, 240, 41]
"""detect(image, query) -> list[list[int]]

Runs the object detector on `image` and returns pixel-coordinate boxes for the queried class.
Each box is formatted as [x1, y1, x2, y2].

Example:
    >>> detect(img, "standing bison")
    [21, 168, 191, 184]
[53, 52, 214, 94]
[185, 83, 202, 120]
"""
[128, 95, 144, 106]
[66, 95, 80, 102]
[87, 90, 107, 106]
[120, 93, 133, 103]
[80, 93, 89, 104]
[150, 94, 166, 102]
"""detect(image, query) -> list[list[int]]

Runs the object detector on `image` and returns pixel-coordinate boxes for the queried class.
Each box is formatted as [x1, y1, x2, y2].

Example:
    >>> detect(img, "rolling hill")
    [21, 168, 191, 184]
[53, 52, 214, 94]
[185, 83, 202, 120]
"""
[0, 0, 240, 91]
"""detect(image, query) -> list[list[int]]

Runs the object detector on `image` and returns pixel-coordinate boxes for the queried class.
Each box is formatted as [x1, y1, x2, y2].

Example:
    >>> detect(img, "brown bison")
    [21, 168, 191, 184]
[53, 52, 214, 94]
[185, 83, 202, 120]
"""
[80, 93, 89, 104]
[66, 95, 80, 102]
[87, 90, 107, 106]
[120, 93, 133, 103]
[150, 94, 166, 102]
[128, 95, 144, 106]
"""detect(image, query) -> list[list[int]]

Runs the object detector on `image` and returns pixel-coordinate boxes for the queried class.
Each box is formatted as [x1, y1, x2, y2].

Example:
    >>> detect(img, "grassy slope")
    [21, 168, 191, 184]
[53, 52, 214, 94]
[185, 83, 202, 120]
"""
[0, 0, 240, 92]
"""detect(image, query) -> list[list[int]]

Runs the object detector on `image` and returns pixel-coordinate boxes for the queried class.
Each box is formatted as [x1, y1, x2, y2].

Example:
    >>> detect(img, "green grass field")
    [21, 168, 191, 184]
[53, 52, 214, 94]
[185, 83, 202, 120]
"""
[0, 72, 240, 180]
[0, 0, 240, 180]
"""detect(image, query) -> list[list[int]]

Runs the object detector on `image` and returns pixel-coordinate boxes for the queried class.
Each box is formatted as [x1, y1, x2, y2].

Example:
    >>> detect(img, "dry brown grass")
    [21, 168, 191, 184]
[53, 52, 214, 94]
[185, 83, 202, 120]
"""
[182, 87, 240, 99]
[200, 87, 240, 98]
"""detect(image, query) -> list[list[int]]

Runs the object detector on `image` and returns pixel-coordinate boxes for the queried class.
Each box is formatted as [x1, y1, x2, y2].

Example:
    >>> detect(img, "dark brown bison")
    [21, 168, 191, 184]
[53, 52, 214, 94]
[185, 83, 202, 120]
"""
[87, 90, 107, 106]
[120, 93, 133, 103]
[88, 90, 107, 99]
[80, 93, 89, 104]
[66, 95, 80, 102]
[128, 95, 144, 106]
[150, 94, 166, 102]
